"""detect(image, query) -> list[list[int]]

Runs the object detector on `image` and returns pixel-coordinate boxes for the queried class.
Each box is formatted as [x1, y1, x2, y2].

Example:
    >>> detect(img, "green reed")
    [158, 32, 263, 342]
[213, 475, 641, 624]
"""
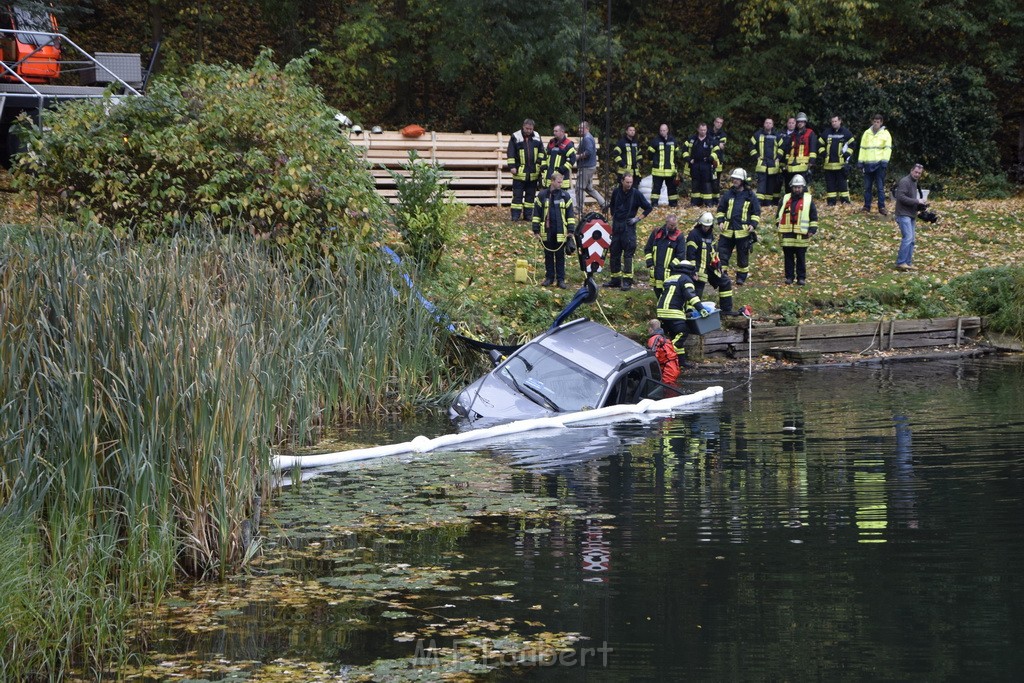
[0, 226, 454, 678]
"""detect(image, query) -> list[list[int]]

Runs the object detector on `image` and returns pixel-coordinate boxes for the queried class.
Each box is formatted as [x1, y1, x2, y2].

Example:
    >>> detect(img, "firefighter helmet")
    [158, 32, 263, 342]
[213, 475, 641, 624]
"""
[371, 126, 383, 134]
[796, 112, 808, 122]
[350, 124, 363, 135]
[730, 168, 748, 182]
[790, 174, 806, 187]
[698, 211, 714, 227]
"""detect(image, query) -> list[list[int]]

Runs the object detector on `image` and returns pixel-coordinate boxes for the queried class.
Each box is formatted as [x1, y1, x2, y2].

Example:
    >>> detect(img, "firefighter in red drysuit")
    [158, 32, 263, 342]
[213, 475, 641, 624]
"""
[647, 318, 681, 385]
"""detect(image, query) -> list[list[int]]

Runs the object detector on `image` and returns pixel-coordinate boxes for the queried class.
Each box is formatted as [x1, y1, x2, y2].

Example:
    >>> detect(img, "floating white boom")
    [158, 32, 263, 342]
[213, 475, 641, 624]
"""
[274, 386, 723, 471]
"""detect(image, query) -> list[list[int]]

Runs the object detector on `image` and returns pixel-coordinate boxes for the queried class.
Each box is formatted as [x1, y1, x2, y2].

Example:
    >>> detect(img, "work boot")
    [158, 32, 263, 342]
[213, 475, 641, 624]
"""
[511, 209, 521, 221]
[620, 278, 633, 291]
[878, 207, 888, 216]
[523, 209, 533, 222]
[602, 278, 622, 288]
[541, 278, 554, 287]
[784, 278, 794, 285]
[797, 279, 806, 286]
[556, 280, 568, 289]
[736, 274, 747, 286]
[679, 357, 696, 369]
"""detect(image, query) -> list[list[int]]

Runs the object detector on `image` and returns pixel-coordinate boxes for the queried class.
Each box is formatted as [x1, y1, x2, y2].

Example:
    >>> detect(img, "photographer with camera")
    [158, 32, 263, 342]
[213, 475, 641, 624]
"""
[894, 163, 930, 272]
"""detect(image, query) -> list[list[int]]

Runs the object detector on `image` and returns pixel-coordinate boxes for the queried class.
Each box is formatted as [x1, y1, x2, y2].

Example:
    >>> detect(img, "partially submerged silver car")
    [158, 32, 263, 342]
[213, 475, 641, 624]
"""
[449, 318, 664, 428]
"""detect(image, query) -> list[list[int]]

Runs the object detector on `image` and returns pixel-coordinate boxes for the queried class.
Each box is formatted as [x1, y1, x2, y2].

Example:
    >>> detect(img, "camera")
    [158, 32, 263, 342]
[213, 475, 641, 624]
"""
[918, 209, 939, 224]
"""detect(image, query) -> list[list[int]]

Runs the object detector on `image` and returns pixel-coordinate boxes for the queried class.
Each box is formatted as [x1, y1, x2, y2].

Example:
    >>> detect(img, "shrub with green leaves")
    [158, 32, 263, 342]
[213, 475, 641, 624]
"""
[389, 150, 465, 272]
[13, 50, 387, 258]
[944, 266, 1024, 340]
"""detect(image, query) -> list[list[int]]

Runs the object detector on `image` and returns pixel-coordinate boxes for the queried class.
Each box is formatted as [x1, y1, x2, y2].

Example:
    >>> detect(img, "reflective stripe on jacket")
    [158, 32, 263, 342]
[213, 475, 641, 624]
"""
[784, 128, 817, 172]
[819, 127, 854, 170]
[507, 129, 545, 181]
[531, 189, 576, 241]
[857, 127, 892, 165]
[777, 192, 818, 247]
[648, 135, 677, 177]
[750, 129, 783, 174]
[685, 226, 717, 283]
[614, 136, 641, 176]
[545, 137, 577, 189]
[657, 274, 701, 320]
[715, 187, 761, 238]
[644, 227, 686, 289]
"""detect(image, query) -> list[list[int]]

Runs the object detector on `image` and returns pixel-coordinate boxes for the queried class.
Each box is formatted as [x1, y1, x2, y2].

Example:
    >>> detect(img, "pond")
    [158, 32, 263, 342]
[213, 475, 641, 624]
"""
[138, 355, 1024, 681]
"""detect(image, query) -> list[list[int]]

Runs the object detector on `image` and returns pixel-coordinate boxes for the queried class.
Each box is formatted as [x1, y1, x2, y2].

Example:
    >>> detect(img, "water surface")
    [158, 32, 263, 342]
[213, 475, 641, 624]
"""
[149, 356, 1024, 681]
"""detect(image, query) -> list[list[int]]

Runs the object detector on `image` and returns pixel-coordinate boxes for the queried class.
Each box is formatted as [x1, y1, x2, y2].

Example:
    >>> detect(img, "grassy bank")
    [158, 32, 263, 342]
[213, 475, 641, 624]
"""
[0, 226, 456, 679]
[429, 196, 1024, 342]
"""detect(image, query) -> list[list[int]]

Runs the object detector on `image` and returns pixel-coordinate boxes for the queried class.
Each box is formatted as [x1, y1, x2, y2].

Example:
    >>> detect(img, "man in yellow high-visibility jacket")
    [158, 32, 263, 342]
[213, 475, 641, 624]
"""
[857, 113, 893, 215]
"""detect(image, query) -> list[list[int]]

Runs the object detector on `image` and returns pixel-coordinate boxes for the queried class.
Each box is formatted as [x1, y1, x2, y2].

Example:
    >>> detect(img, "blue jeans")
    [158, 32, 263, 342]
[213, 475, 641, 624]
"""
[896, 215, 916, 266]
[863, 166, 887, 210]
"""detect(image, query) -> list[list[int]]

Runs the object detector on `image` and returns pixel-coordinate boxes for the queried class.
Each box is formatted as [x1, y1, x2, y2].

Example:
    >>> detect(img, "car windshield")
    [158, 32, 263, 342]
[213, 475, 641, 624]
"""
[10, 9, 54, 47]
[500, 343, 606, 412]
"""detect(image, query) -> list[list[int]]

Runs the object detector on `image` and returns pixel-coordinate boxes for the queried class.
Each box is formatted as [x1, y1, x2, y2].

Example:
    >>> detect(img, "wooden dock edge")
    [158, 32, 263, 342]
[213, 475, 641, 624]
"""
[691, 316, 1007, 359]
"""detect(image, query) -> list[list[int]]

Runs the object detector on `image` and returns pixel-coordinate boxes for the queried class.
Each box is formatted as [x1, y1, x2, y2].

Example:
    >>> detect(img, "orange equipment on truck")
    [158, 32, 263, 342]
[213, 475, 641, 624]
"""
[1, 5, 60, 83]
[0, 4, 148, 167]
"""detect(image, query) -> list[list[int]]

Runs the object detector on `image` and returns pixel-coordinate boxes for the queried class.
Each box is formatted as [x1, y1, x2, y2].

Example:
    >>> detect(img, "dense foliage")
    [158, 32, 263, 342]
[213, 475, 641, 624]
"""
[13, 50, 387, 257]
[52, 0, 1024, 178]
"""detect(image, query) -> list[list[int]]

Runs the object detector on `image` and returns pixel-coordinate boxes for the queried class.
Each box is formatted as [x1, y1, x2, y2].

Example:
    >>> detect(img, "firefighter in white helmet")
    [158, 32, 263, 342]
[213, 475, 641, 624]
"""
[776, 174, 819, 285]
[715, 168, 761, 286]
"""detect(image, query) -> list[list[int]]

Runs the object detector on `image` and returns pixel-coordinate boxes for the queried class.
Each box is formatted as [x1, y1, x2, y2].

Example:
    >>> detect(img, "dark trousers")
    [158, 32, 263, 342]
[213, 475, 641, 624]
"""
[694, 271, 733, 312]
[511, 178, 538, 220]
[543, 238, 566, 282]
[662, 319, 689, 356]
[783, 246, 808, 281]
[863, 166, 887, 210]
[717, 234, 752, 282]
[608, 220, 637, 278]
[651, 175, 679, 206]
[756, 172, 783, 205]
[824, 169, 850, 204]
[690, 162, 716, 206]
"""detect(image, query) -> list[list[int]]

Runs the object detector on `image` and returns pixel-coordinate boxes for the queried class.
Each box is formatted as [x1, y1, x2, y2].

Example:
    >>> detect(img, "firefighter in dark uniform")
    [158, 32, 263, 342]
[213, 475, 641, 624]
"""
[643, 214, 686, 300]
[683, 123, 720, 207]
[613, 124, 642, 182]
[750, 117, 784, 206]
[819, 115, 855, 205]
[544, 123, 576, 190]
[603, 173, 653, 291]
[710, 116, 729, 181]
[647, 123, 679, 207]
[656, 260, 706, 363]
[777, 174, 818, 285]
[715, 168, 761, 285]
[686, 211, 735, 315]
[506, 118, 546, 221]
[531, 172, 576, 289]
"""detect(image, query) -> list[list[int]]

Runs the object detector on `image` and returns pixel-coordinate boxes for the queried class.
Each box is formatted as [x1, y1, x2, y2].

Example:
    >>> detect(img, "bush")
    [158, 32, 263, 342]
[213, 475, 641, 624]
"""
[389, 150, 465, 272]
[943, 266, 1024, 340]
[813, 64, 999, 175]
[13, 50, 387, 259]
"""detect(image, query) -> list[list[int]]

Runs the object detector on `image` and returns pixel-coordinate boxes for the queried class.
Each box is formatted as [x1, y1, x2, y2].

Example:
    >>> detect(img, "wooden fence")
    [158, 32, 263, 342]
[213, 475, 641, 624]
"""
[695, 317, 984, 359]
[348, 129, 599, 206]
[348, 130, 511, 205]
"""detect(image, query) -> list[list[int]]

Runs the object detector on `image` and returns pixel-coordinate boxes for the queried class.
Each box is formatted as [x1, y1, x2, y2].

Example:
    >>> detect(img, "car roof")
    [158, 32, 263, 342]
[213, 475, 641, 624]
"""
[536, 319, 649, 379]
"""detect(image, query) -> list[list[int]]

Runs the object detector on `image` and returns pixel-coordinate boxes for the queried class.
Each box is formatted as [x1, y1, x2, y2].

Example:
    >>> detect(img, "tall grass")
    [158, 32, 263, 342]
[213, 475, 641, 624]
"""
[0, 225, 453, 678]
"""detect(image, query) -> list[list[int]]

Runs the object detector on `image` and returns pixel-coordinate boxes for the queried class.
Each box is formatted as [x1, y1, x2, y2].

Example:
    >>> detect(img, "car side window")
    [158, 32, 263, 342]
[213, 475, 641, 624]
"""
[608, 366, 647, 406]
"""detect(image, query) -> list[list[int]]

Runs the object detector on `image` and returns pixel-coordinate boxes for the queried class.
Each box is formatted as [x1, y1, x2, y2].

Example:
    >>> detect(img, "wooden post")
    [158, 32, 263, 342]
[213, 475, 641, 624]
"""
[956, 317, 962, 347]
[795, 324, 802, 347]
[888, 319, 896, 350]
